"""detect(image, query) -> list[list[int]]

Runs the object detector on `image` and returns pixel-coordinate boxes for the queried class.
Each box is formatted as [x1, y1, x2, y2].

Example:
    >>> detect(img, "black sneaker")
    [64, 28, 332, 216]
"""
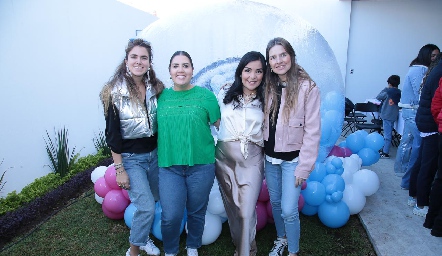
[379, 152, 390, 158]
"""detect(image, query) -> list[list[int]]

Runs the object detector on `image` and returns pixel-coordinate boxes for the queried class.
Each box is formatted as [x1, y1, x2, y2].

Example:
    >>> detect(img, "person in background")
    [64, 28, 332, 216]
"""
[100, 38, 164, 256]
[156, 51, 221, 256]
[263, 37, 321, 256]
[427, 76, 442, 237]
[409, 53, 442, 217]
[394, 43, 440, 188]
[215, 51, 266, 256]
[376, 75, 401, 158]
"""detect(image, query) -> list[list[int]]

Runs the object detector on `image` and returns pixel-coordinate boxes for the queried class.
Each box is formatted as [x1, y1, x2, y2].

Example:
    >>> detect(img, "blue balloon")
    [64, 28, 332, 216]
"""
[354, 130, 369, 138]
[325, 194, 333, 203]
[325, 163, 336, 174]
[335, 167, 344, 175]
[320, 118, 332, 145]
[331, 157, 343, 169]
[346, 133, 365, 153]
[364, 132, 384, 151]
[321, 174, 346, 195]
[151, 202, 187, 241]
[338, 140, 347, 148]
[318, 201, 350, 228]
[323, 91, 345, 112]
[331, 191, 343, 202]
[301, 181, 326, 206]
[309, 162, 327, 182]
[301, 203, 318, 216]
[124, 203, 137, 229]
[357, 147, 380, 166]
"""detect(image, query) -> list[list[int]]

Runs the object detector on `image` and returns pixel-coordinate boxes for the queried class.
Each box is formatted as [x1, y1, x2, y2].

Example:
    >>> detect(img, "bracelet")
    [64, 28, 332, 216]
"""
[114, 163, 123, 170]
[116, 168, 125, 175]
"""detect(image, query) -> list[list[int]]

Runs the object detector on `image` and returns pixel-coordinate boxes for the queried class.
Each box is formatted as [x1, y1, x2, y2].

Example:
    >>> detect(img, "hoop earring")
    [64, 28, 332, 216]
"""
[146, 68, 150, 82]
[126, 65, 132, 77]
[271, 68, 274, 73]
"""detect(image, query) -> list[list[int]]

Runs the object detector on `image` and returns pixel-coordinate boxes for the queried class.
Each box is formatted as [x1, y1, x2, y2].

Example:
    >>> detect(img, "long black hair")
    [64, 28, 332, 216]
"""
[410, 44, 440, 67]
[223, 51, 266, 108]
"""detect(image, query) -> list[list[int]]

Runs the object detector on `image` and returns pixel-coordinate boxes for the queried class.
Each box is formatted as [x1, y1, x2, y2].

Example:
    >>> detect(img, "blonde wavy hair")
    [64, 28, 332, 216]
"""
[264, 37, 313, 124]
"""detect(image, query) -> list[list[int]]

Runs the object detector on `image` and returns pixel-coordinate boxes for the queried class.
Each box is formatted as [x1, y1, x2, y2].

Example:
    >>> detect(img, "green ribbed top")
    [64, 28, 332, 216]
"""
[157, 86, 221, 167]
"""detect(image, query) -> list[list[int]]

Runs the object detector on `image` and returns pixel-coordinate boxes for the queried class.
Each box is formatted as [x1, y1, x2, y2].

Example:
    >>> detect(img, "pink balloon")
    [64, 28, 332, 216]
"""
[102, 203, 124, 219]
[301, 181, 307, 190]
[342, 147, 353, 157]
[256, 201, 268, 231]
[266, 200, 273, 219]
[258, 179, 270, 202]
[122, 189, 130, 201]
[298, 194, 305, 211]
[103, 189, 130, 214]
[328, 145, 345, 157]
[94, 177, 112, 198]
[104, 165, 119, 190]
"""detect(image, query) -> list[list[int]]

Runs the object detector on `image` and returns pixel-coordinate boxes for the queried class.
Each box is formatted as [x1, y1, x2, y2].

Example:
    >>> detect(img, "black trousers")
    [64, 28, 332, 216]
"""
[424, 133, 442, 235]
[409, 133, 439, 206]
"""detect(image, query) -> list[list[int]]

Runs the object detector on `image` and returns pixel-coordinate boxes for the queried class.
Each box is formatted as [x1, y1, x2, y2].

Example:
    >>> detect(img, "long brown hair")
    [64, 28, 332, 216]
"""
[100, 38, 164, 116]
[264, 37, 313, 123]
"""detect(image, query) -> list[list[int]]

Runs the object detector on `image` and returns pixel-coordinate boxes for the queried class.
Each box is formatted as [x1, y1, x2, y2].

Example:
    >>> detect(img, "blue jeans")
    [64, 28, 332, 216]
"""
[382, 119, 394, 154]
[265, 159, 301, 254]
[122, 149, 159, 246]
[159, 164, 215, 254]
[398, 109, 421, 188]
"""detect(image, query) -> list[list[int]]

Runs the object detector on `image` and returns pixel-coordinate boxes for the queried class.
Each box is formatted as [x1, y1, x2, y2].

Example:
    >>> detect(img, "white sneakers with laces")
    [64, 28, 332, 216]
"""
[269, 237, 287, 256]
[139, 238, 160, 255]
[187, 247, 198, 256]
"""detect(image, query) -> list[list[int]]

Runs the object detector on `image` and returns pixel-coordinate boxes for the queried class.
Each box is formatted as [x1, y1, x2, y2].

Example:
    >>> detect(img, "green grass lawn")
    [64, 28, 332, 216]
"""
[0, 189, 375, 256]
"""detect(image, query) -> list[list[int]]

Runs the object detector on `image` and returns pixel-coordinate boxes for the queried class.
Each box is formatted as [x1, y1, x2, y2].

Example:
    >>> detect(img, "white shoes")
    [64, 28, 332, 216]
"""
[269, 237, 287, 256]
[187, 247, 198, 256]
[139, 238, 160, 255]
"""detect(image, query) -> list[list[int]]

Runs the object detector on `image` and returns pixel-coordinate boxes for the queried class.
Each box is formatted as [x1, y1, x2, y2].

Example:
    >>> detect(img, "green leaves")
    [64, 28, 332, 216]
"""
[44, 127, 80, 178]
[93, 130, 111, 157]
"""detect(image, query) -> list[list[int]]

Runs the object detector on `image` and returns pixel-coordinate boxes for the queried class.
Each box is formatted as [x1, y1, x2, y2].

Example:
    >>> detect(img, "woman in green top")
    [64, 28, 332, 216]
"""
[157, 51, 221, 256]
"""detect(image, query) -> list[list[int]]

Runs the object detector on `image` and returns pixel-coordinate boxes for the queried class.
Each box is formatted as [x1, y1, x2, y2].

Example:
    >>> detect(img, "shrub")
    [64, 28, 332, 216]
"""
[93, 130, 111, 157]
[44, 127, 80, 177]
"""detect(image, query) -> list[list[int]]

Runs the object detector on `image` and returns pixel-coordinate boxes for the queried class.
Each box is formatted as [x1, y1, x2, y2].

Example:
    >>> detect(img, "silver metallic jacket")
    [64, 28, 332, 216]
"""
[111, 81, 157, 139]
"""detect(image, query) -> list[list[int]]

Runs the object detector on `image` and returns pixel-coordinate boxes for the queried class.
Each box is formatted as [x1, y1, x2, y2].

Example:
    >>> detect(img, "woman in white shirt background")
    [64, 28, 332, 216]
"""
[215, 51, 266, 256]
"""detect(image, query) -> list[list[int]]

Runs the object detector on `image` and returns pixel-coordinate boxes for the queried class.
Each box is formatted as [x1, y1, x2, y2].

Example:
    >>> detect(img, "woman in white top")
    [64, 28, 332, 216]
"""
[215, 51, 266, 256]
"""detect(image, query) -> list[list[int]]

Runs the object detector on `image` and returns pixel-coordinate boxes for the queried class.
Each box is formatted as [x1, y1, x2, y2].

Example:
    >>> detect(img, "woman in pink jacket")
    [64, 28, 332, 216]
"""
[263, 37, 321, 256]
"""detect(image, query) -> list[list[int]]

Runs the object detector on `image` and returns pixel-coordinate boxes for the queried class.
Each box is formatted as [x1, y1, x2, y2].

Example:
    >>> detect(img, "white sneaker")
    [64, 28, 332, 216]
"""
[413, 205, 429, 217]
[407, 196, 416, 207]
[269, 237, 287, 256]
[125, 248, 140, 256]
[187, 247, 198, 256]
[140, 238, 160, 255]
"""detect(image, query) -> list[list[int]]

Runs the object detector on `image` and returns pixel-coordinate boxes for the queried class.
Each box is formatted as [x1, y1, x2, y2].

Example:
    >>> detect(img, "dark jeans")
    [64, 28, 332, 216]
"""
[409, 134, 438, 206]
[424, 134, 442, 235]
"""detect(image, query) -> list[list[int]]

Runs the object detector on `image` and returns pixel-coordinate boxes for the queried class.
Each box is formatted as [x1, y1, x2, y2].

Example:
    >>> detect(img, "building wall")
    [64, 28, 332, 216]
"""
[345, 0, 442, 104]
[0, 0, 157, 196]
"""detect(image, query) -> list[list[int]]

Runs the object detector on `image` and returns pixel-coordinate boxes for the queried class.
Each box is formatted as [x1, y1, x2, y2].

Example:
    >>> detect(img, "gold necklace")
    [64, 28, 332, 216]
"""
[243, 92, 257, 104]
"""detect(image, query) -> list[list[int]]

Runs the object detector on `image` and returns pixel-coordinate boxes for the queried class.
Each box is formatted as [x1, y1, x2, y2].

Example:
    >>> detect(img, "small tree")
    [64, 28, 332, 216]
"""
[44, 127, 79, 177]
[0, 159, 10, 194]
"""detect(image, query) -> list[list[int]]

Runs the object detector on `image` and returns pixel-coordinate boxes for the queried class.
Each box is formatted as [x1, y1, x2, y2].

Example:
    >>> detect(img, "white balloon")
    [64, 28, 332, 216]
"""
[202, 212, 222, 245]
[95, 193, 104, 204]
[211, 178, 219, 192]
[352, 169, 380, 196]
[207, 192, 226, 215]
[342, 184, 366, 214]
[91, 166, 107, 184]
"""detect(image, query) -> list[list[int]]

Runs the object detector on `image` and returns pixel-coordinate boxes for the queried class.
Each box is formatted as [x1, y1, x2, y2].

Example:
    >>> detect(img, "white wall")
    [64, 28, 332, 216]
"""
[345, 0, 442, 104]
[0, 0, 351, 196]
[0, 0, 157, 196]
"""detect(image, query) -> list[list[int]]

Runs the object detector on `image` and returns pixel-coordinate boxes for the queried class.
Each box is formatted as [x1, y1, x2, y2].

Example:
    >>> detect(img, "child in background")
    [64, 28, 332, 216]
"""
[376, 75, 401, 158]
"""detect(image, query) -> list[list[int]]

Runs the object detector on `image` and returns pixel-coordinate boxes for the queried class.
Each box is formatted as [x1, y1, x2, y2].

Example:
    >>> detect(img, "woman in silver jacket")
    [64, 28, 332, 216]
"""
[100, 38, 164, 256]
